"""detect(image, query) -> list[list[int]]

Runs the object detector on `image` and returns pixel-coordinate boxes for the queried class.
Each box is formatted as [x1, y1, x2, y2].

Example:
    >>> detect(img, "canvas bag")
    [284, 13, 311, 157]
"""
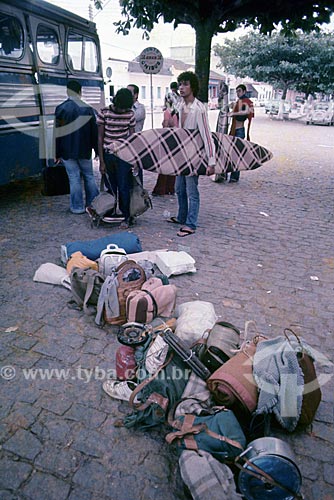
[90, 174, 117, 227]
[166, 408, 246, 462]
[126, 277, 177, 324]
[123, 351, 190, 430]
[69, 267, 105, 315]
[129, 174, 152, 217]
[179, 450, 242, 500]
[104, 260, 146, 325]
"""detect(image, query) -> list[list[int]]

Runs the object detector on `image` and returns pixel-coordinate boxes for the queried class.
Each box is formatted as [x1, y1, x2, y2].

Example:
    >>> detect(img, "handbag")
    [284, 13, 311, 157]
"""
[41, 161, 70, 196]
[89, 174, 117, 227]
[129, 174, 152, 217]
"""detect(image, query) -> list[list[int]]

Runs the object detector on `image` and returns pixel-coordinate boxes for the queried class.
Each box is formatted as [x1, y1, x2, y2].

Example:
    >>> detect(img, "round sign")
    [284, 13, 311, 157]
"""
[139, 47, 163, 74]
[106, 67, 112, 78]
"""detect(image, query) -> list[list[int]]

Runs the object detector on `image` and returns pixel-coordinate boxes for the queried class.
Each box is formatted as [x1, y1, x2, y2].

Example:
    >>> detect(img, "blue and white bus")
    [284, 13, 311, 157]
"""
[0, 0, 104, 185]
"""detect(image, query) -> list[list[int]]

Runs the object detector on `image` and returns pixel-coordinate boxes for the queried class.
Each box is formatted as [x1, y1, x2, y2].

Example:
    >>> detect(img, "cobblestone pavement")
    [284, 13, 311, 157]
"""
[0, 110, 333, 500]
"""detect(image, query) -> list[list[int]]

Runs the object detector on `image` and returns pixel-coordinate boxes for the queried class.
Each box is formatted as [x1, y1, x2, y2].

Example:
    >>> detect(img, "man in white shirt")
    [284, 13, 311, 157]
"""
[127, 84, 146, 132]
[168, 71, 215, 237]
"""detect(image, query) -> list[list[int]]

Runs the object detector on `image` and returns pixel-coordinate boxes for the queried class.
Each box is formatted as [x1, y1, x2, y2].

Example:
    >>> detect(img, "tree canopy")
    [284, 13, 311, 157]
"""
[95, 0, 334, 102]
[213, 31, 334, 99]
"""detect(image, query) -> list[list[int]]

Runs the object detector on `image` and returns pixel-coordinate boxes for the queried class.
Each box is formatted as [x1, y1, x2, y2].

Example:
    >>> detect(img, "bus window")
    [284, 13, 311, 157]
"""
[36, 24, 60, 64]
[84, 37, 98, 73]
[68, 30, 98, 72]
[0, 14, 24, 58]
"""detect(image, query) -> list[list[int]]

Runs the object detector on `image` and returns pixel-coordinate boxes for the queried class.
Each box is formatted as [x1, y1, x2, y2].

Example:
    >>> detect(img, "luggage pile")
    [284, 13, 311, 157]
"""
[34, 235, 324, 500]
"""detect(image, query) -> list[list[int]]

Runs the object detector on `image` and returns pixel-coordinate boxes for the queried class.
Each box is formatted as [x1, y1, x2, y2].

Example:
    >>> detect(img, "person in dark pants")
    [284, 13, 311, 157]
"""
[228, 84, 254, 183]
[55, 80, 99, 214]
[96, 88, 136, 229]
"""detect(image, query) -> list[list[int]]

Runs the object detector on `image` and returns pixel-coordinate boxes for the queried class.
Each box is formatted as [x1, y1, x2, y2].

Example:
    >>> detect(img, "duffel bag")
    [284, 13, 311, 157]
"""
[207, 329, 267, 417]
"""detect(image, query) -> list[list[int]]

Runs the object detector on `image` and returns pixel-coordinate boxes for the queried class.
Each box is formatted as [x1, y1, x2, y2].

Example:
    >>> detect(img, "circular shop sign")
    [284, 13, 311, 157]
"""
[139, 47, 163, 74]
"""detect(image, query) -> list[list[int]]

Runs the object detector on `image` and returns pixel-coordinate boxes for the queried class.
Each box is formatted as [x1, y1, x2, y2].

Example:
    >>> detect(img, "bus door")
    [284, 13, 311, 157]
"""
[25, 13, 68, 165]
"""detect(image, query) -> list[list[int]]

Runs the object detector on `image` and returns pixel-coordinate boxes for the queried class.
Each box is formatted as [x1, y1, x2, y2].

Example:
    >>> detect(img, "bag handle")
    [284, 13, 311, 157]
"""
[101, 172, 116, 198]
[117, 260, 146, 284]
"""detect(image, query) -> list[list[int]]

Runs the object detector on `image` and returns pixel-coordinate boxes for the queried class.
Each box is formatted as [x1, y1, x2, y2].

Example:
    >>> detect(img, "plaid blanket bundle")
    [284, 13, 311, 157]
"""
[112, 128, 273, 176]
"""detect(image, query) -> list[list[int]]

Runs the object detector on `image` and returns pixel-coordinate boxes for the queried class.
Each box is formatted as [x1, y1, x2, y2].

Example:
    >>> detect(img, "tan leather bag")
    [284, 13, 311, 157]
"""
[104, 260, 146, 325]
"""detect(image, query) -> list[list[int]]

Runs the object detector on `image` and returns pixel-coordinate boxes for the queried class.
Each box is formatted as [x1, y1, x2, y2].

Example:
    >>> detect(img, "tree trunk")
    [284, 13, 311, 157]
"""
[277, 83, 289, 120]
[194, 23, 214, 103]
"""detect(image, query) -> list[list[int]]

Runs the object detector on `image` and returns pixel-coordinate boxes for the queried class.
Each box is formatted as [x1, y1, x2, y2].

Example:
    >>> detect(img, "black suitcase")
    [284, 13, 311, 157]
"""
[41, 163, 70, 196]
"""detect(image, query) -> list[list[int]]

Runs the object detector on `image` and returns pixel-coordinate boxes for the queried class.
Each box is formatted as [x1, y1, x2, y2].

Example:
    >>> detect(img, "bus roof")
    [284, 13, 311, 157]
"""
[1, 0, 97, 32]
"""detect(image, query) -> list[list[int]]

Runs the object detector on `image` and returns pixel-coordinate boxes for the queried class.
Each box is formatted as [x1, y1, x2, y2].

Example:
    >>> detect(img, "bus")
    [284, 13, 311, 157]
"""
[0, 0, 104, 185]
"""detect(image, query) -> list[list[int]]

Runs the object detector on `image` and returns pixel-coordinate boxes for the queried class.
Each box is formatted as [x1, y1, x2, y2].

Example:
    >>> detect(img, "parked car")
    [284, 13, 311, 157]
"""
[306, 102, 334, 126]
[265, 100, 291, 115]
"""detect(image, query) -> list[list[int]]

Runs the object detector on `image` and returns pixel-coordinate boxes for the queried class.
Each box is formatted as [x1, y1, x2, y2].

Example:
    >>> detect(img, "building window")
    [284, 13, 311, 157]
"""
[141, 86, 146, 99]
[157, 86, 161, 99]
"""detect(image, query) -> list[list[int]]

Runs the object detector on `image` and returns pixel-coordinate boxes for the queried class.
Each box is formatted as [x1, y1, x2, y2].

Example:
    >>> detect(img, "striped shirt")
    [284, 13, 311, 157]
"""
[97, 106, 136, 150]
[177, 98, 216, 166]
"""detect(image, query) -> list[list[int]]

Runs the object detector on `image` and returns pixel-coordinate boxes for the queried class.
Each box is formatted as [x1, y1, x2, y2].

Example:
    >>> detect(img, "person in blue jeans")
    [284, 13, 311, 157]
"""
[228, 84, 254, 182]
[97, 88, 136, 229]
[55, 80, 99, 214]
[168, 72, 216, 237]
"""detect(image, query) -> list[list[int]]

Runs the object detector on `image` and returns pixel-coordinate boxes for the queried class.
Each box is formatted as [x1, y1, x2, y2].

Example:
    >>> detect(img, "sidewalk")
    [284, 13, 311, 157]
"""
[0, 113, 333, 499]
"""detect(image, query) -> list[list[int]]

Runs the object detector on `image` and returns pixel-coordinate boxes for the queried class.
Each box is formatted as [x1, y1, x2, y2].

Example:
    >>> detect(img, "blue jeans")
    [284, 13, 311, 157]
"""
[175, 175, 199, 230]
[230, 127, 245, 182]
[62, 158, 98, 213]
[104, 152, 132, 221]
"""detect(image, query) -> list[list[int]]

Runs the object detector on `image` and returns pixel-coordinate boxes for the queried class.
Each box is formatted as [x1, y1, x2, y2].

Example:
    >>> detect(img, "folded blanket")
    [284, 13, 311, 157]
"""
[61, 233, 142, 264]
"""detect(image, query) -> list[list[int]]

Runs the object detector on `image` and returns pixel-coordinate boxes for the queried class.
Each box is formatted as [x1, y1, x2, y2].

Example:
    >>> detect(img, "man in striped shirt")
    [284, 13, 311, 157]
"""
[169, 71, 216, 237]
[97, 88, 136, 228]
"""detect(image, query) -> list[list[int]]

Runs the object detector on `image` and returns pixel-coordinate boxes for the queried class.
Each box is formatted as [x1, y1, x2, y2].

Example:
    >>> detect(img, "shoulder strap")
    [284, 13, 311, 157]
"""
[129, 352, 174, 408]
[166, 411, 244, 452]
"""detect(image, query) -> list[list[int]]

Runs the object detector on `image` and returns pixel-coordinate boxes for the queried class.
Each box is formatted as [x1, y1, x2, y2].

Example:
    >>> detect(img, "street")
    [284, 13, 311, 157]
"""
[0, 111, 333, 499]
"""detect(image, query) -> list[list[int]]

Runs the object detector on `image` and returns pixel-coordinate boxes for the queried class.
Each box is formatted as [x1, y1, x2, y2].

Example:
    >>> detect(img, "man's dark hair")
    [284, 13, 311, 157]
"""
[177, 71, 199, 97]
[236, 84, 247, 93]
[67, 80, 82, 95]
[128, 84, 139, 95]
[170, 81, 178, 90]
[113, 88, 134, 111]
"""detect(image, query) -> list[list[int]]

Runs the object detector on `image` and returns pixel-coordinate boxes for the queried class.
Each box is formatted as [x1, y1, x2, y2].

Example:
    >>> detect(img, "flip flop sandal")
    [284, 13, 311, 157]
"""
[102, 379, 138, 402]
[167, 217, 181, 224]
[177, 227, 195, 237]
